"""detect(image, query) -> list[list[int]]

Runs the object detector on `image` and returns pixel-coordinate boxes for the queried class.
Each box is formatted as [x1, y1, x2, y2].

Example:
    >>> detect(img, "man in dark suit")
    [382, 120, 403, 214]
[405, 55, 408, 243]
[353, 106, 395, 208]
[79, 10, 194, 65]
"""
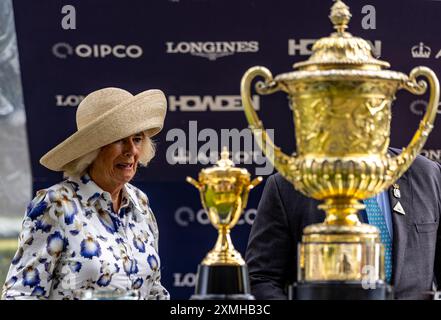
[245, 151, 441, 300]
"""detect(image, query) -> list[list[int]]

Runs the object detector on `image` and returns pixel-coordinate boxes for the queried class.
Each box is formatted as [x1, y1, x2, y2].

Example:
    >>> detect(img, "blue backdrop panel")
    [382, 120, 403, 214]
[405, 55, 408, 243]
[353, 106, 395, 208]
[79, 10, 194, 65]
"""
[12, 0, 441, 299]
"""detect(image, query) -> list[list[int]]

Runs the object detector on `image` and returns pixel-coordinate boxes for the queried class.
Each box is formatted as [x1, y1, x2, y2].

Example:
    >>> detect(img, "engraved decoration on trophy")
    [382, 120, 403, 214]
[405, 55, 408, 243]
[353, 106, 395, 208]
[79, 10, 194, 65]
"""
[186, 147, 262, 299]
[240, 0, 439, 299]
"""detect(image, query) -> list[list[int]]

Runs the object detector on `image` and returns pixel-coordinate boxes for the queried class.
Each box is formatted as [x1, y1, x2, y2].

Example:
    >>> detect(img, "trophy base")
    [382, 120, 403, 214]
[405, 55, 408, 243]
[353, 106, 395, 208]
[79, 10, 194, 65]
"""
[190, 264, 255, 300]
[290, 281, 393, 300]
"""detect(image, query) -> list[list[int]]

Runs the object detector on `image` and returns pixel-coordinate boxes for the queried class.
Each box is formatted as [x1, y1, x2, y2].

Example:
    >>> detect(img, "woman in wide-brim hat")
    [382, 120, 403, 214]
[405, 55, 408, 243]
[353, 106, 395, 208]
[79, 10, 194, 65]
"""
[2, 87, 170, 300]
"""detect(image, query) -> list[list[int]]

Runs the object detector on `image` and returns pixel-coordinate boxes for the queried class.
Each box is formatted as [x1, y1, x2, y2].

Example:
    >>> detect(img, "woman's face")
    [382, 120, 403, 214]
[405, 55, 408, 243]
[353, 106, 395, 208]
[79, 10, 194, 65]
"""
[90, 132, 145, 188]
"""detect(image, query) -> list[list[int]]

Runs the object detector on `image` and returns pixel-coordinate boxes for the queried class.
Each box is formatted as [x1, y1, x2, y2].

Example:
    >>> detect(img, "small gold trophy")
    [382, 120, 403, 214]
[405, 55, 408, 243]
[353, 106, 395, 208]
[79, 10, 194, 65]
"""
[187, 148, 262, 299]
[241, 0, 439, 299]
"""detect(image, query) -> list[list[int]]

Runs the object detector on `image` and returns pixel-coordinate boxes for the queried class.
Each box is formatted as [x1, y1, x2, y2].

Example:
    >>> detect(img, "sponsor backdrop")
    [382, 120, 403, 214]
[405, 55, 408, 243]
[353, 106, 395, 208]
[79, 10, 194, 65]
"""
[12, 0, 441, 299]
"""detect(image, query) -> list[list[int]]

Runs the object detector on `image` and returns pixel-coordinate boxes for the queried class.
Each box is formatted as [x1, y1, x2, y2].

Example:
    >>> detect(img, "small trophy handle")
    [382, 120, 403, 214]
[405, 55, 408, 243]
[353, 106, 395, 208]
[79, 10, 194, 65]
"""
[241, 66, 294, 179]
[186, 176, 202, 190]
[248, 177, 263, 190]
[389, 66, 440, 183]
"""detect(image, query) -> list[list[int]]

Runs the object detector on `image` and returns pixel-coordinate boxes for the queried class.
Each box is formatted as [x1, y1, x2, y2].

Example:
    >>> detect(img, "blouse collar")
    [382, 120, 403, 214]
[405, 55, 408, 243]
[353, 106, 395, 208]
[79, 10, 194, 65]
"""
[66, 173, 143, 213]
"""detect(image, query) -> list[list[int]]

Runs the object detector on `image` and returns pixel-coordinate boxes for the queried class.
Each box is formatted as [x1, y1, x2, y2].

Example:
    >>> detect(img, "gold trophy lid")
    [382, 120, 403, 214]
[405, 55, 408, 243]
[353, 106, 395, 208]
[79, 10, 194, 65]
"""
[293, 0, 389, 71]
[274, 0, 408, 83]
[198, 148, 250, 183]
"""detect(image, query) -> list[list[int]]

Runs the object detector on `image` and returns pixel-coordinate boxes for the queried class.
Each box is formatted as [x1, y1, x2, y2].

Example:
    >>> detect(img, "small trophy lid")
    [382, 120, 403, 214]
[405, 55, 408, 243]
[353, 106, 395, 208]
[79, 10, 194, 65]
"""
[293, 0, 390, 71]
[199, 147, 250, 182]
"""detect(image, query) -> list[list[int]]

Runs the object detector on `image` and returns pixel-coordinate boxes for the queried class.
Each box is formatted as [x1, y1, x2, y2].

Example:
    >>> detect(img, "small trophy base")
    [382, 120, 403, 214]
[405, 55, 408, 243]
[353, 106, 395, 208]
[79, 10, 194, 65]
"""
[190, 264, 255, 300]
[290, 281, 393, 300]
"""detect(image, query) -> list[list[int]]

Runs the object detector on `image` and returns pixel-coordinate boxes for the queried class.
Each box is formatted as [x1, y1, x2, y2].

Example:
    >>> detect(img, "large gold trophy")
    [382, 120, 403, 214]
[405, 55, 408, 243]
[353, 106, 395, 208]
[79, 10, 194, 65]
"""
[241, 0, 439, 299]
[187, 148, 262, 299]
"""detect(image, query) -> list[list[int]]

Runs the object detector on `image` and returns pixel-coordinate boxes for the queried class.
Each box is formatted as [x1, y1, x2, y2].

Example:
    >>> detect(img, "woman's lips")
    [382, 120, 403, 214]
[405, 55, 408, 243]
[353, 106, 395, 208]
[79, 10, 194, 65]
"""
[116, 163, 133, 170]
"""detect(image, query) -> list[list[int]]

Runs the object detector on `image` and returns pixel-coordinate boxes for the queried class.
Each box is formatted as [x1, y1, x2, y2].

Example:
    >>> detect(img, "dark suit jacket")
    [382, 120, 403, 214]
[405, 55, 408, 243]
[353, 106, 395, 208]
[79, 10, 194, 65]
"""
[245, 151, 441, 300]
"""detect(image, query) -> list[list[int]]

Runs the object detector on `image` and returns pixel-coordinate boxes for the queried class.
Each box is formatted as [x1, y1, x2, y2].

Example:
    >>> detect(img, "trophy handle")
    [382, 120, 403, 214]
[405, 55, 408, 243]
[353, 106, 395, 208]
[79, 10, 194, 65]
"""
[389, 67, 440, 183]
[248, 177, 263, 190]
[186, 176, 202, 190]
[241, 66, 295, 179]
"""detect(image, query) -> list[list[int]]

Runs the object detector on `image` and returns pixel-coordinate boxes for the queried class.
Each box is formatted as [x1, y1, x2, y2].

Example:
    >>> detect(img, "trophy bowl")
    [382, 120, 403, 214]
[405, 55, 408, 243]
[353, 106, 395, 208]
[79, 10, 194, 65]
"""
[240, 0, 439, 299]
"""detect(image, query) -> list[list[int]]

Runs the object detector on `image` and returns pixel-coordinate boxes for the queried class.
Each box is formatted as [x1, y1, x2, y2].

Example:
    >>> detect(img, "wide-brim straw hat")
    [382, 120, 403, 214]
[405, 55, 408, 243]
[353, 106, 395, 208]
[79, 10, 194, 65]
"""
[40, 87, 167, 171]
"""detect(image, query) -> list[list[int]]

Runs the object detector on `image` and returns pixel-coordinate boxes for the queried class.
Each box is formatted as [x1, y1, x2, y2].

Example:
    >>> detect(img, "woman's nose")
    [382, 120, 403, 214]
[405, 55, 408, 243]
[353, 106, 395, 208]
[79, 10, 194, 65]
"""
[123, 139, 137, 156]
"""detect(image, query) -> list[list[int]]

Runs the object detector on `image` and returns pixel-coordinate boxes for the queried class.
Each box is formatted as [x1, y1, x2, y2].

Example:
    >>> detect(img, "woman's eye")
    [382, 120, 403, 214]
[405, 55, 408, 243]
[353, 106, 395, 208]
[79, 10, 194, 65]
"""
[134, 137, 143, 144]
[113, 139, 123, 145]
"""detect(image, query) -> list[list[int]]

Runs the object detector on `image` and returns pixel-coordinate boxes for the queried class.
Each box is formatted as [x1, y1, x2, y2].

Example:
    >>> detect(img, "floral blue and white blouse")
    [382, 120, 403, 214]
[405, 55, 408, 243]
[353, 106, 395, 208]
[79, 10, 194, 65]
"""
[1, 174, 169, 300]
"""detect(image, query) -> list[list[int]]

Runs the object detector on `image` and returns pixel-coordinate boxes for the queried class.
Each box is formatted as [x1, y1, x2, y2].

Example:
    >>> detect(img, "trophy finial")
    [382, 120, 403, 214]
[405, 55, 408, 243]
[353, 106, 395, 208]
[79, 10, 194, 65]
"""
[221, 146, 229, 160]
[217, 147, 235, 168]
[292, 0, 389, 70]
[329, 0, 351, 34]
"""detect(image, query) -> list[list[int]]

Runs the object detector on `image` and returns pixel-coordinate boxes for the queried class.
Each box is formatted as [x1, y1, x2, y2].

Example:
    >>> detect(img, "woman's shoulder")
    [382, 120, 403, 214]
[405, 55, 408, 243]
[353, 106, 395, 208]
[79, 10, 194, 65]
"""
[26, 180, 76, 221]
[32, 180, 75, 201]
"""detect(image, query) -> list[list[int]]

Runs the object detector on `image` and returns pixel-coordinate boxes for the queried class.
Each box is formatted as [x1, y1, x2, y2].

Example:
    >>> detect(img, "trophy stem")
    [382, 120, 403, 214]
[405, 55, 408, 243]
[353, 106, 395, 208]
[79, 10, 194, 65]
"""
[202, 227, 245, 266]
[318, 197, 365, 226]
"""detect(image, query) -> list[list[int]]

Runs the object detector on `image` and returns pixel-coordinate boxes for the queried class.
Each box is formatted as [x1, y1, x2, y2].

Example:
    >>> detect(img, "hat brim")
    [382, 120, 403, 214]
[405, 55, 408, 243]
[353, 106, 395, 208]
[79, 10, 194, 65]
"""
[40, 89, 167, 172]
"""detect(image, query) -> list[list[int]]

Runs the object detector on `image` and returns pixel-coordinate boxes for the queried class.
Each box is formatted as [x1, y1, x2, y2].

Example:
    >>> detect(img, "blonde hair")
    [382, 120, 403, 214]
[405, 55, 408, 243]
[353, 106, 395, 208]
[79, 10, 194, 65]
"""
[63, 133, 156, 178]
